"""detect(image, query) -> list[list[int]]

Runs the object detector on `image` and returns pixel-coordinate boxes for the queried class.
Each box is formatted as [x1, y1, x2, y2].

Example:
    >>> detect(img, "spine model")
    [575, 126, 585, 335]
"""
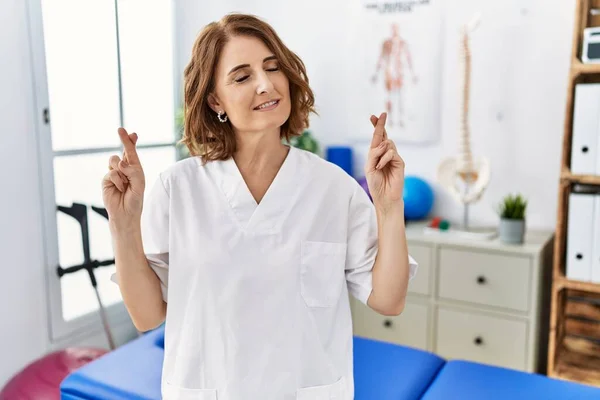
[457, 16, 479, 183]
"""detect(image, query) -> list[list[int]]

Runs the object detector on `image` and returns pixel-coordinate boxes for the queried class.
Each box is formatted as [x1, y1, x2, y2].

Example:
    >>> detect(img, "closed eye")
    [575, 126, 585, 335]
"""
[234, 67, 279, 83]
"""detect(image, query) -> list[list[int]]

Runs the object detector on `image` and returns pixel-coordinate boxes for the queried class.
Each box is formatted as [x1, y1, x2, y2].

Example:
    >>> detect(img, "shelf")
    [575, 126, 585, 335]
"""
[550, 289, 600, 386]
[549, 0, 600, 385]
[560, 170, 600, 186]
[551, 337, 600, 387]
[556, 277, 600, 294]
[572, 58, 600, 75]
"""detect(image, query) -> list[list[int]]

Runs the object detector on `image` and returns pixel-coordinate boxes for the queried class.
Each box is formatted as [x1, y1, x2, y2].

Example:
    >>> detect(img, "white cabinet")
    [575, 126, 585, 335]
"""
[350, 223, 554, 373]
[435, 306, 528, 371]
[350, 296, 429, 350]
[437, 248, 531, 312]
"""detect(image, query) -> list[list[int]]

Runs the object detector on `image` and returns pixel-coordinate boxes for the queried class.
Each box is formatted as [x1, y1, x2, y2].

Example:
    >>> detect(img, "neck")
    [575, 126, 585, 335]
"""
[232, 128, 288, 172]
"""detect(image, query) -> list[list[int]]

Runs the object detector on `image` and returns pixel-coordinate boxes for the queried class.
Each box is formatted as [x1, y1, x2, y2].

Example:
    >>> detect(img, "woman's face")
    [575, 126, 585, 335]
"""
[210, 35, 291, 136]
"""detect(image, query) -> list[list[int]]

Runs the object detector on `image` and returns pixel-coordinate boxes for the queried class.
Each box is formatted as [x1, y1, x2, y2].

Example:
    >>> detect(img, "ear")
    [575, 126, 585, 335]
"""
[207, 93, 222, 114]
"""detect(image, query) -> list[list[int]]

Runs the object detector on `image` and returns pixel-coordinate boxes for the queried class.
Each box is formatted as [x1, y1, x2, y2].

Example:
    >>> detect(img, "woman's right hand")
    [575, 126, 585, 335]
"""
[102, 127, 146, 231]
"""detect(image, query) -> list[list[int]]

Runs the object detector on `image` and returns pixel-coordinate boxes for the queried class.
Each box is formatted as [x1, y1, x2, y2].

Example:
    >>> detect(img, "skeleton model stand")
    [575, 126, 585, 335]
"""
[436, 13, 495, 239]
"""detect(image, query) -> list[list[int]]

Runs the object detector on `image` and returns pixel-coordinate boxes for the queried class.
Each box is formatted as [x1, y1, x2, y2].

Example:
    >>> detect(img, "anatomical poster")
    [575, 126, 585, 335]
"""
[348, 0, 443, 144]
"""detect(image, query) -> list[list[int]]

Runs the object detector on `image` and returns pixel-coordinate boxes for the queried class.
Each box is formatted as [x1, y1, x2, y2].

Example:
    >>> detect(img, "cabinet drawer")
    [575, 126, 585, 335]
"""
[435, 307, 528, 371]
[350, 297, 429, 350]
[408, 243, 432, 295]
[438, 248, 531, 312]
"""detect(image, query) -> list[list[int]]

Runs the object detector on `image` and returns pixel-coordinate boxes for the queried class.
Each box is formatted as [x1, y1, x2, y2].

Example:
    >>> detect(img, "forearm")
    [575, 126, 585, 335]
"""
[111, 225, 166, 331]
[368, 202, 410, 315]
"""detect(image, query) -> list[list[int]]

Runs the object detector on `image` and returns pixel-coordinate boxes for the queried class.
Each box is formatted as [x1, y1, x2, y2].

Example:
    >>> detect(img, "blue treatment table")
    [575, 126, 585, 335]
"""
[60, 325, 600, 399]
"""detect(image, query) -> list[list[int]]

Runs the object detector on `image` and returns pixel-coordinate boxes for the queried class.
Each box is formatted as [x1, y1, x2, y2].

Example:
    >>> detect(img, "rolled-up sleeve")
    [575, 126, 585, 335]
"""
[344, 182, 418, 305]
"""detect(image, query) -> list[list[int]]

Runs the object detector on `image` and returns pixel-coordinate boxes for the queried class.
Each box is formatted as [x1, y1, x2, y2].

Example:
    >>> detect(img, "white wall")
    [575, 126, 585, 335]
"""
[0, 0, 49, 384]
[176, 0, 576, 230]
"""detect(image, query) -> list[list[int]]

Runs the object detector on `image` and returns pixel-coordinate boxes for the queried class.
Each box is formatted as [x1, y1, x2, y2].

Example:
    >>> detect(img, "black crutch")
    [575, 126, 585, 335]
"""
[56, 203, 116, 350]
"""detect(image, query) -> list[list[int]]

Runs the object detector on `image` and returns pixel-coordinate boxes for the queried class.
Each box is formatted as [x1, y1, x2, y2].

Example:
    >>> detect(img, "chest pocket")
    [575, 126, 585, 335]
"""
[300, 241, 347, 308]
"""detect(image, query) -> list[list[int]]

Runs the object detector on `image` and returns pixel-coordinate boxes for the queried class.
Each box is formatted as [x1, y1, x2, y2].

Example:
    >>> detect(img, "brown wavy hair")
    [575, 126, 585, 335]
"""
[180, 13, 317, 163]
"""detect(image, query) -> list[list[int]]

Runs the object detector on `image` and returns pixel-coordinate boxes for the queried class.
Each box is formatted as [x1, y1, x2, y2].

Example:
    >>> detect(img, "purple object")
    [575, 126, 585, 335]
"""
[357, 176, 372, 201]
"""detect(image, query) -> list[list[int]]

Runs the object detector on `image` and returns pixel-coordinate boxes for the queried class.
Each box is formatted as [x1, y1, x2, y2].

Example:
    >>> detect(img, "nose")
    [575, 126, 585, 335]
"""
[256, 70, 274, 95]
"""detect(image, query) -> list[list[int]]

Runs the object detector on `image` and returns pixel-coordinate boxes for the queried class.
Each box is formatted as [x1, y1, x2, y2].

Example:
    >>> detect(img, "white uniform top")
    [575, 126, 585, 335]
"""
[135, 146, 417, 400]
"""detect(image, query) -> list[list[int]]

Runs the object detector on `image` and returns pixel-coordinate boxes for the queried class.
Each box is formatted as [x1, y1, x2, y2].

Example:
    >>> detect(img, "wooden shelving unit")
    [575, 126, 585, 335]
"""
[547, 0, 600, 386]
[556, 276, 600, 294]
[561, 170, 600, 186]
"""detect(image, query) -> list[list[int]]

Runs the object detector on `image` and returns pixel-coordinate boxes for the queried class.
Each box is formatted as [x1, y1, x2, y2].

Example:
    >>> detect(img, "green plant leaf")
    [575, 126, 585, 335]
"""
[498, 193, 527, 219]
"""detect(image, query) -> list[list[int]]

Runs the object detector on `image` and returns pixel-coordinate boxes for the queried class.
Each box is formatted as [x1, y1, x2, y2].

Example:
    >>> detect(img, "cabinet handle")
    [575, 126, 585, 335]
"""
[474, 336, 483, 345]
[476, 276, 486, 284]
[383, 319, 393, 328]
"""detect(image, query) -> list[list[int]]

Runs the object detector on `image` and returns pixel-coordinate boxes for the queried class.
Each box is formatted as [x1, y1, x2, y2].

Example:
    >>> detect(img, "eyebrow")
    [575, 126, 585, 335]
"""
[227, 56, 278, 76]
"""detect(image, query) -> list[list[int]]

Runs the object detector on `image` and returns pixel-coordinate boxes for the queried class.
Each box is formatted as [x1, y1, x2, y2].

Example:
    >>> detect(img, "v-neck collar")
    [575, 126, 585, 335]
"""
[213, 145, 297, 234]
[231, 145, 293, 207]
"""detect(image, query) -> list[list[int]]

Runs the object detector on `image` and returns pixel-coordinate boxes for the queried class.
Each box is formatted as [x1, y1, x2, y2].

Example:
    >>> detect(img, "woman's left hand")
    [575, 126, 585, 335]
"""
[365, 112, 405, 213]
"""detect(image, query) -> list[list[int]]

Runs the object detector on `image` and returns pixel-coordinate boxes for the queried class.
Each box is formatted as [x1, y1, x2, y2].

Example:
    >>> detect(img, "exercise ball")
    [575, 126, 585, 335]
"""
[0, 347, 108, 400]
[403, 176, 434, 220]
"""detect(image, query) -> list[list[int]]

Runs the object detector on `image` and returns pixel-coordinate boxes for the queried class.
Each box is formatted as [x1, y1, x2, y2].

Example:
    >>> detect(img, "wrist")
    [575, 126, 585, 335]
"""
[109, 219, 142, 238]
[375, 200, 405, 219]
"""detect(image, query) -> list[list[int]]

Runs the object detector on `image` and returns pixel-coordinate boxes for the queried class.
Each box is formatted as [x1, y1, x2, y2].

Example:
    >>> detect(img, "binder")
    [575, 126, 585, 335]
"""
[592, 195, 600, 283]
[571, 84, 600, 175]
[566, 193, 595, 282]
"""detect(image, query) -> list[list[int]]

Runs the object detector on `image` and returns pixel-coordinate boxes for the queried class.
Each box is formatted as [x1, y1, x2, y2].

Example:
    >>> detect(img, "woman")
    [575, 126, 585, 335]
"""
[103, 13, 417, 400]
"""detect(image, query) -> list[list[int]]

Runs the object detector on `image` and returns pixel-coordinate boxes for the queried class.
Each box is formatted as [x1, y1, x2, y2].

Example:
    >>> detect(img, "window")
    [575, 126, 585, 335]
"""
[30, 0, 182, 341]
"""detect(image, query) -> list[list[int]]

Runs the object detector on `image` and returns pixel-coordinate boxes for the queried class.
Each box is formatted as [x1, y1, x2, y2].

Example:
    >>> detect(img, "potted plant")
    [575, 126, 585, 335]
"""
[497, 193, 528, 244]
[174, 106, 190, 160]
[287, 129, 320, 156]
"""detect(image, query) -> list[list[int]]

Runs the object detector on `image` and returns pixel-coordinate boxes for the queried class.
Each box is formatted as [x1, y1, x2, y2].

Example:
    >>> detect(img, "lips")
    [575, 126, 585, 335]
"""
[254, 99, 280, 110]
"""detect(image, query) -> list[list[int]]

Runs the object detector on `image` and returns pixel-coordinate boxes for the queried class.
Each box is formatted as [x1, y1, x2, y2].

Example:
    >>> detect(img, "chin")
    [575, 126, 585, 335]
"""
[253, 111, 290, 131]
